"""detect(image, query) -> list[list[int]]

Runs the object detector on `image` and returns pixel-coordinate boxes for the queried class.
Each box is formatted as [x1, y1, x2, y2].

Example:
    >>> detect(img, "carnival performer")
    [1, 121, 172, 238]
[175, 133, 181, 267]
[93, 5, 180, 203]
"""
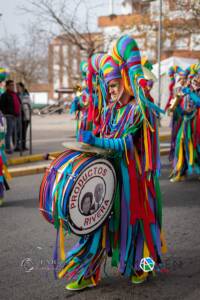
[40, 36, 166, 292]
[0, 68, 8, 95]
[167, 64, 200, 181]
[0, 68, 11, 206]
[70, 61, 90, 139]
[166, 66, 187, 181]
[59, 36, 166, 290]
[0, 111, 11, 206]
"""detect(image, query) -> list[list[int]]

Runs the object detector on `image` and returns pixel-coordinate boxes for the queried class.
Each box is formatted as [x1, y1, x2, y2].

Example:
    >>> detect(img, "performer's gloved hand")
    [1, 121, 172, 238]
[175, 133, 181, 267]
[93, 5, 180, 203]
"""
[81, 130, 95, 145]
[82, 131, 132, 152]
[94, 135, 132, 151]
[182, 87, 190, 95]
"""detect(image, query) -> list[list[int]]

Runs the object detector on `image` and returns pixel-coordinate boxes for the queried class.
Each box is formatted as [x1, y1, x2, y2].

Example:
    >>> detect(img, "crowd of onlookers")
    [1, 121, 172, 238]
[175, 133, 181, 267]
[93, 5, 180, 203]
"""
[0, 80, 31, 154]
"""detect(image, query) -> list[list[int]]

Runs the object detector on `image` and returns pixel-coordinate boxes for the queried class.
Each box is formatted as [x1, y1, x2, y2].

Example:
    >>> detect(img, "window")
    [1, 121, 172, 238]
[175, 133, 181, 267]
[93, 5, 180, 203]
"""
[168, 0, 177, 11]
[174, 37, 189, 50]
[53, 46, 60, 65]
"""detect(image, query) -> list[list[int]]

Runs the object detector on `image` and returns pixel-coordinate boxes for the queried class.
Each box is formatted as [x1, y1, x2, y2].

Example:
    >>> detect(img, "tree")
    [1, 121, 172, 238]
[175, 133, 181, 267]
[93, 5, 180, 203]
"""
[19, 0, 105, 57]
[118, 0, 200, 61]
[0, 25, 49, 87]
[175, 0, 200, 47]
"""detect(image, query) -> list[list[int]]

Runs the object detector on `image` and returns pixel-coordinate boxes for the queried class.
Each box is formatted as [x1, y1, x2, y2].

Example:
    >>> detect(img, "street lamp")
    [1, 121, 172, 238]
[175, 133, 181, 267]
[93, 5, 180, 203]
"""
[142, 0, 162, 108]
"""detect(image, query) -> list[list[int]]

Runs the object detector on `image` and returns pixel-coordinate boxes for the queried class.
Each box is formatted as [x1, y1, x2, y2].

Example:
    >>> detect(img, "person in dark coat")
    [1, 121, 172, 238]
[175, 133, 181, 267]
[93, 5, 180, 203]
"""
[0, 80, 21, 154]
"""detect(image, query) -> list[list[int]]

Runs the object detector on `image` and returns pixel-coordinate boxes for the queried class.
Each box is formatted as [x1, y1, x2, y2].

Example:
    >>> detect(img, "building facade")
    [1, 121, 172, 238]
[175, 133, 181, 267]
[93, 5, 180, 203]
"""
[48, 1, 199, 101]
[48, 33, 103, 100]
[98, 0, 200, 61]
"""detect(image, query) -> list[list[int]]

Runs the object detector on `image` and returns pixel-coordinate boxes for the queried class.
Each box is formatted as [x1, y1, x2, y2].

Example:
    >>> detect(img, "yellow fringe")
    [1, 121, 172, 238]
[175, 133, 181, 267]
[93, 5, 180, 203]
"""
[176, 140, 183, 171]
[102, 225, 106, 248]
[160, 231, 167, 254]
[124, 138, 129, 165]
[59, 219, 66, 261]
[91, 276, 97, 286]
[134, 148, 142, 175]
[97, 85, 102, 119]
[143, 121, 150, 172]
[143, 241, 150, 258]
[58, 260, 75, 279]
[3, 165, 12, 180]
[122, 69, 133, 95]
[189, 139, 194, 165]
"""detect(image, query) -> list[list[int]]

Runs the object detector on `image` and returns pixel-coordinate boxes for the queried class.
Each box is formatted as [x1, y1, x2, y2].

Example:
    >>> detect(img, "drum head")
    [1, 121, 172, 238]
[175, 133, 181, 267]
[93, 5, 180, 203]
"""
[67, 158, 116, 235]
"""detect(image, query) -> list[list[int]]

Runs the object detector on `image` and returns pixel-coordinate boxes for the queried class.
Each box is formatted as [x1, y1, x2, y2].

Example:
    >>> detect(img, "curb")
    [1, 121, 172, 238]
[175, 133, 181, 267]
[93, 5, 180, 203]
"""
[160, 148, 170, 156]
[8, 147, 170, 177]
[160, 133, 170, 142]
[7, 134, 171, 167]
[7, 151, 62, 166]
[8, 164, 49, 177]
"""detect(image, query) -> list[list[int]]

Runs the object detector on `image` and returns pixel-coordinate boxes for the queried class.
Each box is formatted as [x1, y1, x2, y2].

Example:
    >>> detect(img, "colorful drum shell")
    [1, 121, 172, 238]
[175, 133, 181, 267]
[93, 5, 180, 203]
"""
[39, 149, 116, 236]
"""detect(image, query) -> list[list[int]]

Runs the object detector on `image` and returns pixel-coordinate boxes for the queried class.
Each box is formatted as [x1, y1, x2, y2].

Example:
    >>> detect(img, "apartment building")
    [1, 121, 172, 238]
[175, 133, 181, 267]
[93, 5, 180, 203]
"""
[48, 0, 199, 100]
[48, 32, 103, 100]
[98, 0, 200, 61]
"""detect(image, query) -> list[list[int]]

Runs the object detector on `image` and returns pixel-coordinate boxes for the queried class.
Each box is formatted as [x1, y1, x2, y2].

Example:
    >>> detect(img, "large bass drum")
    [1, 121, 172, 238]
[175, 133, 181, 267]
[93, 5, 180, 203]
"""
[40, 144, 116, 235]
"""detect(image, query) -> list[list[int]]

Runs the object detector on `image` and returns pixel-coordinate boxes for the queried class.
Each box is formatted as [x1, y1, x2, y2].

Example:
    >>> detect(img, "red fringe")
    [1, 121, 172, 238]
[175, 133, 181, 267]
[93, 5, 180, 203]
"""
[128, 153, 156, 259]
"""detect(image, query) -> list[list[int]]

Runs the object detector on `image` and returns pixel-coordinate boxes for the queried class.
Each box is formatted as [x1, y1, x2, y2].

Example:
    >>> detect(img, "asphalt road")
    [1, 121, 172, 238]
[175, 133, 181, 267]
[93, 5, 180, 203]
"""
[1, 113, 200, 299]
[0, 158, 200, 300]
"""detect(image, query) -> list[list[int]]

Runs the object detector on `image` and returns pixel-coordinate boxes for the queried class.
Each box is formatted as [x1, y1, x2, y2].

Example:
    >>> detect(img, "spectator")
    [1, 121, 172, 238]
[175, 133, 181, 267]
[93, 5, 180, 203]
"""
[16, 82, 31, 150]
[0, 80, 21, 154]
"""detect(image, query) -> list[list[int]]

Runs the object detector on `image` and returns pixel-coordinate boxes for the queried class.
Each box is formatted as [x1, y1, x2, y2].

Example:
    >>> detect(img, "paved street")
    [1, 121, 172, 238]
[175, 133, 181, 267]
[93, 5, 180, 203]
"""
[1, 114, 200, 300]
[0, 160, 200, 300]
[1, 0, 199, 298]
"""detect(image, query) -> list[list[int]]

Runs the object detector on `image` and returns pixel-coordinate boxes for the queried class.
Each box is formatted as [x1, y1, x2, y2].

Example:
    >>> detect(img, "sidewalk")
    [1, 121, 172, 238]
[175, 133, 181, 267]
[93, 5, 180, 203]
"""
[7, 112, 171, 160]
[7, 113, 76, 158]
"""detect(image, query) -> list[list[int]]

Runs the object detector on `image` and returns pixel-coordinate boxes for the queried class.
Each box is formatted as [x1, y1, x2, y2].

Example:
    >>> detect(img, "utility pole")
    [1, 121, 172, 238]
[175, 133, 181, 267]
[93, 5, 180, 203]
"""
[141, 0, 162, 108]
[157, 0, 162, 109]
[0, 13, 2, 24]
[109, 0, 114, 15]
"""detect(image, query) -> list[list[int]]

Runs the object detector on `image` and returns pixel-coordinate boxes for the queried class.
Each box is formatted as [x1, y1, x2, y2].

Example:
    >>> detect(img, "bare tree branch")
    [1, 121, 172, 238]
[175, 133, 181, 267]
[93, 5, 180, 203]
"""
[0, 25, 48, 87]
[19, 0, 104, 57]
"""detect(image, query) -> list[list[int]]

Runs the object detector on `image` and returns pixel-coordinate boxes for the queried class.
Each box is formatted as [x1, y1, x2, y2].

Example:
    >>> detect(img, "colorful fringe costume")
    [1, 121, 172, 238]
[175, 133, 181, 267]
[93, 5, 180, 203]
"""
[167, 64, 200, 179]
[166, 66, 186, 163]
[87, 53, 110, 134]
[0, 68, 9, 89]
[70, 61, 90, 139]
[0, 112, 10, 202]
[40, 35, 166, 287]
[0, 69, 10, 205]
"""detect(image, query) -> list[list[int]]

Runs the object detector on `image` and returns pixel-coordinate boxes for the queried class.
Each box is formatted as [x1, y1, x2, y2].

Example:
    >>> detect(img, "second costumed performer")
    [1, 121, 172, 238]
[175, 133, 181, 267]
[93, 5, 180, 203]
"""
[166, 64, 200, 181]
[58, 35, 167, 291]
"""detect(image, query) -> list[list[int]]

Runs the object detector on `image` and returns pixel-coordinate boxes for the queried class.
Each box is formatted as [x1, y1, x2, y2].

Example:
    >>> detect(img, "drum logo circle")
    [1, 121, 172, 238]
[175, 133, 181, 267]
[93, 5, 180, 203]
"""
[68, 160, 116, 235]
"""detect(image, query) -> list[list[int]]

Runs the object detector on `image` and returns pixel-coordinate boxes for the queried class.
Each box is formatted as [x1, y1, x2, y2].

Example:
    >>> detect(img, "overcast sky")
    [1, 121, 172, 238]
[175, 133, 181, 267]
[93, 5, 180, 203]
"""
[0, 0, 126, 40]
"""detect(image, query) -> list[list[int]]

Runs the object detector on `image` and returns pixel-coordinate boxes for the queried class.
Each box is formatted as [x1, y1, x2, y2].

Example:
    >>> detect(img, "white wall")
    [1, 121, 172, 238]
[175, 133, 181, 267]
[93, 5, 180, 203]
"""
[30, 92, 49, 105]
